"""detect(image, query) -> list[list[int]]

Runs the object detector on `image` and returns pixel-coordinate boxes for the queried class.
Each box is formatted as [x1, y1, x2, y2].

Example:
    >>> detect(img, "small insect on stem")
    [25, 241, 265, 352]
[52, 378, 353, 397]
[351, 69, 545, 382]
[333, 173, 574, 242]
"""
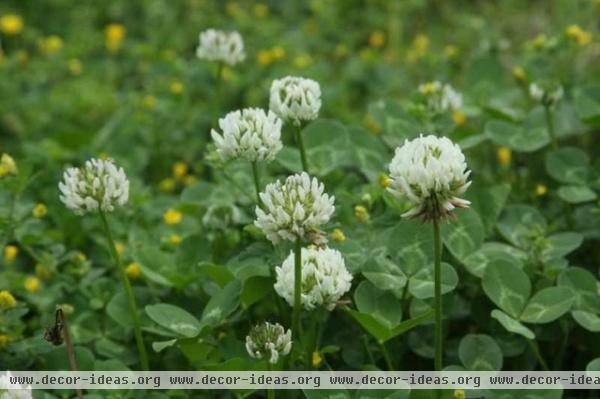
[43, 309, 64, 346]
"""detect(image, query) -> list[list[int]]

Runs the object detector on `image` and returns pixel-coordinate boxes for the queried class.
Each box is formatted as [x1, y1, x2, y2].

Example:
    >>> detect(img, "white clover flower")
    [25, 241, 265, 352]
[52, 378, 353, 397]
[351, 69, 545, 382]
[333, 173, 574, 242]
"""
[418, 81, 463, 113]
[196, 29, 245, 66]
[58, 158, 129, 215]
[274, 247, 352, 311]
[529, 82, 563, 106]
[202, 204, 242, 231]
[211, 108, 283, 162]
[269, 76, 321, 125]
[255, 172, 334, 245]
[0, 371, 33, 399]
[388, 134, 471, 221]
[245, 321, 292, 364]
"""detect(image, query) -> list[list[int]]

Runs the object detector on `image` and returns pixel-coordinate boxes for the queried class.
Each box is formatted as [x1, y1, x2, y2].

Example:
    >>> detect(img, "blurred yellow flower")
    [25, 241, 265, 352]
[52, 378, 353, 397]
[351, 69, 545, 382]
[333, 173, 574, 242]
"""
[379, 174, 391, 188]
[331, 228, 346, 242]
[74, 252, 87, 263]
[183, 175, 198, 187]
[32, 203, 48, 218]
[68, 58, 83, 75]
[169, 233, 183, 246]
[164, 208, 183, 225]
[566, 24, 592, 46]
[369, 31, 386, 49]
[271, 46, 285, 61]
[170, 81, 184, 95]
[0, 153, 18, 177]
[452, 110, 467, 126]
[293, 53, 313, 68]
[98, 151, 110, 160]
[60, 303, 74, 315]
[105, 23, 126, 53]
[24, 276, 41, 293]
[159, 178, 176, 192]
[257, 49, 274, 66]
[532, 34, 547, 49]
[0, 335, 9, 350]
[226, 2, 242, 17]
[0, 290, 16, 309]
[142, 95, 156, 109]
[0, 14, 24, 36]
[115, 242, 125, 256]
[125, 262, 142, 279]
[253, 3, 269, 18]
[35, 263, 52, 280]
[172, 162, 188, 178]
[4, 245, 18, 264]
[497, 147, 512, 167]
[420, 81, 440, 95]
[39, 35, 63, 55]
[536, 184, 547, 196]
[312, 351, 323, 367]
[354, 205, 370, 223]
[444, 45, 458, 59]
[453, 390, 466, 399]
[413, 34, 430, 53]
[512, 66, 525, 82]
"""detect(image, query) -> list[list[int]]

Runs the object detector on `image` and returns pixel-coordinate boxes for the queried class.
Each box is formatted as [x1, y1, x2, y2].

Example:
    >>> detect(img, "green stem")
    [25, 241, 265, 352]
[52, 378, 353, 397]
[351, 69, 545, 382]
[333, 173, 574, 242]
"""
[544, 105, 558, 150]
[99, 211, 149, 371]
[295, 125, 309, 172]
[267, 363, 275, 399]
[433, 218, 443, 372]
[528, 339, 550, 371]
[213, 61, 223, 125]
[379, 341, 394, 371]
[251, 161, 261, 206]
[292, 237, 303, 365]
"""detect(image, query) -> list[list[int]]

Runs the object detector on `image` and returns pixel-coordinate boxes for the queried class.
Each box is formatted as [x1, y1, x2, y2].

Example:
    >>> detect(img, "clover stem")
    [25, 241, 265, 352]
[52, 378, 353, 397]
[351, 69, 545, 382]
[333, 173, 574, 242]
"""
[433, 218, 443, 372]
[58, 308, 84, 399]
[379, 341, 394, 370]
[99, 211, 149, 371]
[528, 339, 550, 371]
[295, 125, 309, 172]
[544, 105, 558, 150]
[213, 61, 223, 125]
[267, 363, 275, 399]
[292, 237, 303, 364]
[251, 161, 261, 206]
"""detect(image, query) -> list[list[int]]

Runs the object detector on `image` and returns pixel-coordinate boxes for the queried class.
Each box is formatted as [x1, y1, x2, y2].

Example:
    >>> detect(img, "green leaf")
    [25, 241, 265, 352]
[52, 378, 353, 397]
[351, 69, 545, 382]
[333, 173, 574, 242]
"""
[520, 287, 574, 324]
[497, 205, 546, 249]
[557, 267, 600, 312]
[586, 358, 600, 372]
[145, 303, 201, 338]
[540, 232, 583, 261]
[381, 220, 434, 277]
[468, 184, 511, 235]
[344, 307, 433, 344]
[485, 119, 548, 152]
[362, 253, 407, 297]
[240, 276, 272, 309]
[441, 209, 485, 260]
[200, 280, 242, 328]
[458, 334, 503, 371]
[491, 310, 535, 340]
[574, 85, 600, 124]
[557, 185, 598, 204]
[545, 147, 590, 185]
[354, 281, 402, 327]
[408, 263, 458, 299]
[462, 242, 526, 278]
[482, 260, 531, 318]
[571, 310, 600, 332]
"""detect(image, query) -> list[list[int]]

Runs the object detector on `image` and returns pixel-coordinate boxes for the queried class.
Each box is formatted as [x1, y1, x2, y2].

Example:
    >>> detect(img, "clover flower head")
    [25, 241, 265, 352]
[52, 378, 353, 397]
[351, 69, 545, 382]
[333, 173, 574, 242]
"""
[255, 173, 335, 245]
[388, 134, 471, 221]
[202, 204, 242, 231]
[196, 29, 245, 66]
[269, 76, 321, 125]
[419, 81, 462, 113]
[211, 108, 283, 162]
[58, 158, 129, 215]
[529, 82, 563, 106]
[245, 321, 292, 364]
[275, 246, 352, 311]
[0, 370, 32, 399]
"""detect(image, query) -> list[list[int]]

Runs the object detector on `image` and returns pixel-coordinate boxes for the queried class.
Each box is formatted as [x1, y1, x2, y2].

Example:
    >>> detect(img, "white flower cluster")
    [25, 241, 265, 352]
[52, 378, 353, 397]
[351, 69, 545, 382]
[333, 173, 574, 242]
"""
[529, 83, 564, 106]
[255, 172, 334, 244]
[388, 135, 471, 221]
[274, 247, 352, 311]
[58, 158, 129, 215]
[211, 108, 283, 162]
[418, 81, 463, 113]
[269, 76, 321, 125]
[0, 371, 32, 399]
[245, 321, 292, 364]
[196, 29, 245, 66]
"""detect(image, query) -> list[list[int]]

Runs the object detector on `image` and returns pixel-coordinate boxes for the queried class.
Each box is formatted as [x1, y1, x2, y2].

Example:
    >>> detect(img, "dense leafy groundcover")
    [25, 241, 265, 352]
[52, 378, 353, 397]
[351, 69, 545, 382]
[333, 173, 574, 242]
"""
[1, 0, 600, 398]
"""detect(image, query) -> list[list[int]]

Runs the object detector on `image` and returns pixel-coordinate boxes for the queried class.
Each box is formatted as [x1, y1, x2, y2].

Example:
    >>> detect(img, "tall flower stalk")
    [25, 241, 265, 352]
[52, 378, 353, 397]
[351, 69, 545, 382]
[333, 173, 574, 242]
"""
[529, 82, 563, 150]
[388, 135, 471, 371]
[58, 158, 149, 370]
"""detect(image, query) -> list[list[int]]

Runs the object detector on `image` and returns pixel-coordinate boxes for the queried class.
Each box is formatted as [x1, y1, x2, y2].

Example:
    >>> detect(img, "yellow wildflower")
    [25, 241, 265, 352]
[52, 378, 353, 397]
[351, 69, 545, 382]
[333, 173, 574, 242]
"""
[105, 23, 126, 53]
[331, 229, 346, 243]
[536, 184, 547, 196]
[33, 203, 48, 218]
[413, 34, 429, 53]
[169, 234, 183, 246]
[115, 242, 125, 256]
[512, 66, 525, 82]
[183, 175, 198, 187]
[293, 53, 313, 69]
[225, 2, 242, 17]
[74, 252, 87, 263]
[379, 174, 391, 189]
[369, 31, 386, 49]
[271, 46, 285, 61]
[257, 50, 273, 66]
[532, 34, 547, 49]
[170, 81, 184, 95]
[497, 147, 512, 167]
[24, 276, 41, 293]
[0, 153, 18, 177]
[68, 58, 82, 75]
[452, 110, 467, 126]
[312, 351, 323, 367]
[125, 262, 142, 279]
[4, 245, 18, 264]
[159, 178, 176, 193]
[164, 208, 183, 225]
[419, 81, 440, 95]
[453, 390, 466, 399]
[35, 263, 52, 280]
[566, 24, 592, 46]
[0, 290, 16, 309]
[60, 303, 74, 315]
[98, 152, 110, 160]
[0, 335, 9, 349]
[172, 162, 189, 178]
[444, 45, 458, 59]
[0, 14, 24, 35]
[39, 35, 63, 55]
[253, 3, 269, 18]
[354, 205, 370, 223]
[142, 95, 156, 109]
